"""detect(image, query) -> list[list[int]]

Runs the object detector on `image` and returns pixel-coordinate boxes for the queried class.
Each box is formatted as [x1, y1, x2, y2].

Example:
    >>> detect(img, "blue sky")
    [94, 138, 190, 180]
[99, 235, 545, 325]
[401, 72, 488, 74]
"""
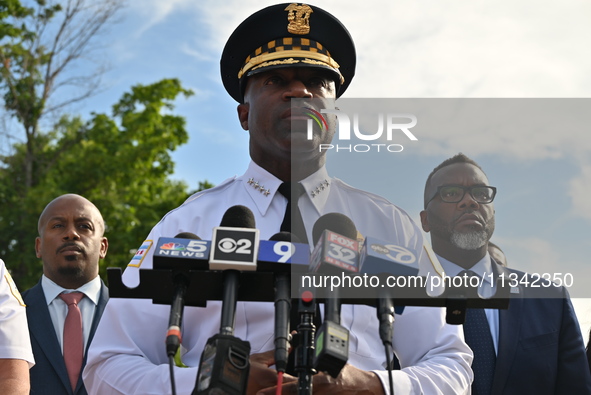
[22, 1, 591, 332]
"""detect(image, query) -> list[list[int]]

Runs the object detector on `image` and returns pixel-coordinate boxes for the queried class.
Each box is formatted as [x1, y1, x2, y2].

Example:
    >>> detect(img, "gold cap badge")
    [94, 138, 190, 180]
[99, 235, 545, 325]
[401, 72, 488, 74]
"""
[285, 3, 313, 35]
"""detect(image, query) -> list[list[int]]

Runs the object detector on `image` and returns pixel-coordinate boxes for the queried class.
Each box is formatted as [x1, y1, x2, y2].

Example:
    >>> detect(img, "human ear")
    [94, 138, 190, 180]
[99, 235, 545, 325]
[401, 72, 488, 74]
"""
[35, 237, 42, 258]
[237, 103, 249, 130]
[419, 210, 430, 232]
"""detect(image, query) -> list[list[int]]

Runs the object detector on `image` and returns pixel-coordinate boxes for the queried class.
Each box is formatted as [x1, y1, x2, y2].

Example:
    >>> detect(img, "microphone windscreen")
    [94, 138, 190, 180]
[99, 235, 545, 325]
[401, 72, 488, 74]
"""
[312, 212, 357, 245]
[174, 232, 201, 240]
[269, 232, 301, 243]
[219, 205, 256, 228]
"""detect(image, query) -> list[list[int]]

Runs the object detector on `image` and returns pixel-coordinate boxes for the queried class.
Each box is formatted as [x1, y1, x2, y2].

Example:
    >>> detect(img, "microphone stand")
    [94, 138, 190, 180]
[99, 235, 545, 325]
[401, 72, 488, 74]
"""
[107, 259, 511, 395]
[376, 289, 395, 395]
[220, 270, 240, 335]
[293, 289, 317, 395]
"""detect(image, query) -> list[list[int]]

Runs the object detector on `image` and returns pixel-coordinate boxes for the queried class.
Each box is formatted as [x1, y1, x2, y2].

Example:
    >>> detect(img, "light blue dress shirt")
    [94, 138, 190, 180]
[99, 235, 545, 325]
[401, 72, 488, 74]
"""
[436, 253, 500, 354]
[41, 275, 102, 353]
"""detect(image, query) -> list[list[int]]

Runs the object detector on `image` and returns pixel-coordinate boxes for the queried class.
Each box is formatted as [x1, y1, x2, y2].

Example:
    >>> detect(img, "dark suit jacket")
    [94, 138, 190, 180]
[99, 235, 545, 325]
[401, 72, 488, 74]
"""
[23, 279, 109, 395]
[487, 264, 591, 394]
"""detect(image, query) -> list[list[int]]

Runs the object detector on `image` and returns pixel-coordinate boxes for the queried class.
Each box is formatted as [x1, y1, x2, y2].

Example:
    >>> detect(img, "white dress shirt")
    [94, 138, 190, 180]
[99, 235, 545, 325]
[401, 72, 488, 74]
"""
[84, 161, 473, 394]
[41, 275, 102, 353]
[436, 253, 500, 354]
[0, 259, 35, 366]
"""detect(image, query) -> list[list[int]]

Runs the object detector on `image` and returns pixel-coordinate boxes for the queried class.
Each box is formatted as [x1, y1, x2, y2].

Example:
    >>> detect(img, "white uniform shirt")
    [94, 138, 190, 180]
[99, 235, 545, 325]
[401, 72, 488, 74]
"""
[0, 259, 35, 366]
[84, 161, 473, 394]
[41, 275, 102, 353]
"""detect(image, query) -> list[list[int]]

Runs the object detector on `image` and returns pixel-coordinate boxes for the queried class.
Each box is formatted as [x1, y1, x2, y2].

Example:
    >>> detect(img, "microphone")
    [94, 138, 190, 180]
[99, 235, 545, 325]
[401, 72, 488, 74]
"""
[312, 213, 358, 251]
[310, 213, 357, 378]
[359, 237, 453, 321]
[311, 213, 359, 319]
[258, 232, 309, 272]
[194, 206, 255, 395]
[164, 232, 201, 357]
[356, 237, 412, 348]
[270, 232, 301, 374]
[221, 205, 256, 228]
[210, 205, 260, 334]
[358, 236, 419, 276]
[153, 234, 211, 272]
[209, 205, 260, 272]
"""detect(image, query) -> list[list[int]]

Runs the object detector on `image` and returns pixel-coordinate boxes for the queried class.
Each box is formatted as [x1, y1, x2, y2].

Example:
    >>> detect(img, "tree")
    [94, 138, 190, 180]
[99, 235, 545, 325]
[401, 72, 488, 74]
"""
[0, 78, 203, 289]
[0, 0, 123, 188]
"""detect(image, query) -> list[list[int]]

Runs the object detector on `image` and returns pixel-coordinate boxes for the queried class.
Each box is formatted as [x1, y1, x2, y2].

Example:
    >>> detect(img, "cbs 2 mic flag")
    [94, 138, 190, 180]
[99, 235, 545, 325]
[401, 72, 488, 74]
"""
[209, 227, 260, 271]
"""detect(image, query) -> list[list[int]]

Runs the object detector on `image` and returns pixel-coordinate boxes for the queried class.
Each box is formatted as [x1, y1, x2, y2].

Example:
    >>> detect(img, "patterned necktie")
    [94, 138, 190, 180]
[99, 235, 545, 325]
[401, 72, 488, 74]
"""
[277, 182, 308, 244]
[460, 271, 496, 395]
[59, 292, 85, 391]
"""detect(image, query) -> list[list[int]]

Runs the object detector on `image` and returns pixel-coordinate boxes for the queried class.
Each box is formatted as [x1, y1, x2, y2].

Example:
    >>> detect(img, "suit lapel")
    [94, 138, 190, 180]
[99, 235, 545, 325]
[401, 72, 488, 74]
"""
[491, 267, 523, 394]
[24, 282, 73, 393]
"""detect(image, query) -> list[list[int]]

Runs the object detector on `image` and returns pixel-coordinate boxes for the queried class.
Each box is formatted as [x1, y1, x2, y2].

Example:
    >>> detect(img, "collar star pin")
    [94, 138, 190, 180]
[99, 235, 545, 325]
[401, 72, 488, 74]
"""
[310, 179, 329, 198]
[247, 177, 270, 196]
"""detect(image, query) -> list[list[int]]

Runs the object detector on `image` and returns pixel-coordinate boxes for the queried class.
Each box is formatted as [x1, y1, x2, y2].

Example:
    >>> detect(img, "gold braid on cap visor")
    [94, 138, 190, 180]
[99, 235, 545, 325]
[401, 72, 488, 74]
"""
[237, 37, 344, 84]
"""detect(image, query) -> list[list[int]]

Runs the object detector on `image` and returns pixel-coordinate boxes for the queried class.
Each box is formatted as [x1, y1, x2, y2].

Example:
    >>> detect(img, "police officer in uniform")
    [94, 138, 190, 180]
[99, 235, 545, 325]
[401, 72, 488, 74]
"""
[0, 259, 34, 395]
[84, 4, 473, 394]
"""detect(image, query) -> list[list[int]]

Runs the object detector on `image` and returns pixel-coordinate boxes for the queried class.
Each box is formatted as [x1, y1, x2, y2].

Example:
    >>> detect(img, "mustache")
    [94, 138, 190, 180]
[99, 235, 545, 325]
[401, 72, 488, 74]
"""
[56, 242, 85, 256]
[453, 211, 485, 226]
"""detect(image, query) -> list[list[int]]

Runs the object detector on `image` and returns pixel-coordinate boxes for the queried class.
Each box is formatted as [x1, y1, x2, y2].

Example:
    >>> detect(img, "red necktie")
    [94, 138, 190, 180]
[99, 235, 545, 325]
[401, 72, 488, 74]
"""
[59, 292, 84, 391]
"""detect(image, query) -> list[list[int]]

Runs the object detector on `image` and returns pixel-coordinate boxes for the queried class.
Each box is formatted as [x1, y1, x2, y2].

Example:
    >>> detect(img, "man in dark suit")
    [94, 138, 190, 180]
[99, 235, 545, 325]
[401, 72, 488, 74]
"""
[420, 153, 591, 395]
[23, 194, 109, 395]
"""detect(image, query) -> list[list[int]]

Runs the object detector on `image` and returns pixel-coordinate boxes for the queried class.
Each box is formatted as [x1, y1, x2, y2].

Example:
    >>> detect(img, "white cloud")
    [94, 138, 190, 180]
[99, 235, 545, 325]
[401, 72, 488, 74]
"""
[126, 0, 591, 98]
[126, 0, 185, 36]
[569, 165, 591, 221]
[179, 43, 214, 62]
[114, 0, 591, 223]
[334, 98, 591, 163]
[500, 237, 559, 278]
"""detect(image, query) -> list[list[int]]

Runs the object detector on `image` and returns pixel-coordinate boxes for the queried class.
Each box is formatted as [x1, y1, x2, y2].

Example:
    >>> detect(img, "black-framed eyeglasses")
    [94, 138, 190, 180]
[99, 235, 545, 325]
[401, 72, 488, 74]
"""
[427, 185, 497, 205]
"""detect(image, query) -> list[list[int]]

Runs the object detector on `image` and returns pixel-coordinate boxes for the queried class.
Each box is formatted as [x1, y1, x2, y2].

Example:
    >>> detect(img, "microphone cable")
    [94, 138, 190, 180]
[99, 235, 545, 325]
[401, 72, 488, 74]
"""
[383, 343, 394, 395]
[275, 371, 284, 395]
[169, 354, 177, 395]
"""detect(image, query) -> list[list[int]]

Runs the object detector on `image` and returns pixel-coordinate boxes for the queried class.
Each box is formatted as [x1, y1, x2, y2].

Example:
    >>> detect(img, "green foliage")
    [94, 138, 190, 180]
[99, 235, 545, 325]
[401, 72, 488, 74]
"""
[0, 1, 214, 291]
[0, 0, 123, 192]
[0, 78, 213, 289]
[0, 0, 62, 130]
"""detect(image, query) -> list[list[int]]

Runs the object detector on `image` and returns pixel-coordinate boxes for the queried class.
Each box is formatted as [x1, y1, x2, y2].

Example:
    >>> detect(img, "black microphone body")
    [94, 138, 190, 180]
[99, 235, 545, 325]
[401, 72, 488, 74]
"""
[376, 292, 395, 346]
[274, 272, 291, 373]
[270, 232, 300, 373]
[310, 213, 358, 378]
[194, 205, 256, 395]
[358, 236, 416, 345]
[216, 205, 258, 335]
[220, 270, 239, 336]
[166, 232, 201, 357]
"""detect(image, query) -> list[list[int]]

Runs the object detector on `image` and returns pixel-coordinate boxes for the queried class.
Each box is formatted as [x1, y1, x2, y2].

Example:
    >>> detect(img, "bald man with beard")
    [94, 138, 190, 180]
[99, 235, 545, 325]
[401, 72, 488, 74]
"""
[23, 194, 109, 395]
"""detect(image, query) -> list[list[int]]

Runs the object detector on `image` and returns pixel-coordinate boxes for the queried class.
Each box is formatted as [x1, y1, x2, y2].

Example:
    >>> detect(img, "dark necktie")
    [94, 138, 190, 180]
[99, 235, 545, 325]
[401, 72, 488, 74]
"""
[461, 271, 496, 395]
[278, 182, 321, 374]
[277, 182, 308, 244]
[59, 292, 85, 391]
